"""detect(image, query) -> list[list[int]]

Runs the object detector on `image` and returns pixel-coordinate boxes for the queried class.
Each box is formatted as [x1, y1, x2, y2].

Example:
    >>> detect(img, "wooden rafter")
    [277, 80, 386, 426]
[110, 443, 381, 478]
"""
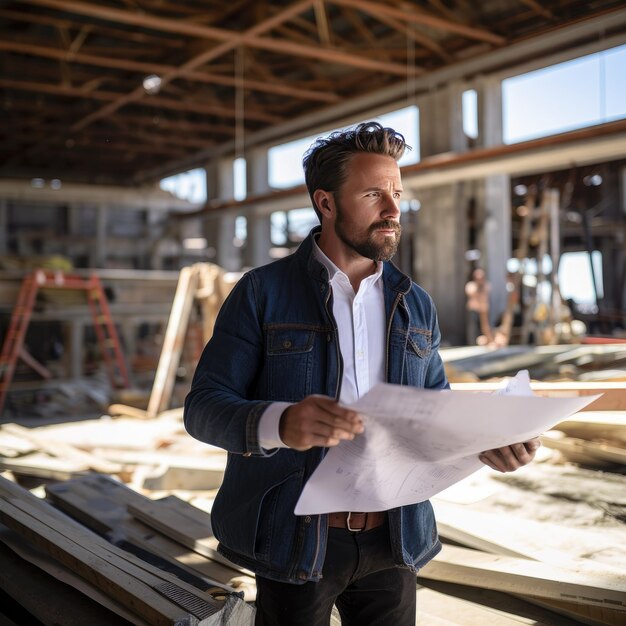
[520, 0, 556, 21]
[17, 0, 410, 141]
[314, 0, 332, 46]
[0, 79, 282, 123]
[21, 0, 410, 75]
[329, 0, 505, 45]
[0, 40, 340, 103]
[2, 0, 623, 185]
[369, 11, 451, 62]
[0, 8, 185, 48]
[109, 115, 236, 137]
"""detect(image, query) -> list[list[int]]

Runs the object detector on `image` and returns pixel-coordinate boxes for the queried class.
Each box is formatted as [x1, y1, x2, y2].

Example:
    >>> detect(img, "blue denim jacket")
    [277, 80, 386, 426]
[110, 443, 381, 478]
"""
[184, 227, 449, 583]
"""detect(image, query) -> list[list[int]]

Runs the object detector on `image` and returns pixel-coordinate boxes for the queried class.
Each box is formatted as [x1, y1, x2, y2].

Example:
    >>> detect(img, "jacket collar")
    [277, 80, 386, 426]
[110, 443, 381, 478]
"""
[297, 226, 412, 295]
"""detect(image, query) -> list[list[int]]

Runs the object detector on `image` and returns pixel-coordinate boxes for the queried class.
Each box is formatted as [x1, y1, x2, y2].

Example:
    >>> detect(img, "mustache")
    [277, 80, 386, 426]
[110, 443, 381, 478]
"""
[369, 220, 401, 234]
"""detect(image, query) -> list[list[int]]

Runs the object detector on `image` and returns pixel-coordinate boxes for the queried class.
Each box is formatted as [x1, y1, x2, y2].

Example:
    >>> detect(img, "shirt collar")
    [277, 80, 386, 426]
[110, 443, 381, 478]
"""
[312, 235, 383, 286]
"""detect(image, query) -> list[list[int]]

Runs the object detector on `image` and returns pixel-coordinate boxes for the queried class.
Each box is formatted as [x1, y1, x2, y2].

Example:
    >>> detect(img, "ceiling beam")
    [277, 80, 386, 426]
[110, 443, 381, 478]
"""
[0, 179, 198, 210]
[329, 0, 505, 45]
[0, 78, 282, 123]
[0, 40, 340, 103]
[175, 119, 626, 217]
[370, 11, 451, 62]
[0, 8, 185, 48]
[313, 0, 332, 46]
[5, 0, 316, 166]
[20, 0, 410, 76]
[151, 9, 625, 178]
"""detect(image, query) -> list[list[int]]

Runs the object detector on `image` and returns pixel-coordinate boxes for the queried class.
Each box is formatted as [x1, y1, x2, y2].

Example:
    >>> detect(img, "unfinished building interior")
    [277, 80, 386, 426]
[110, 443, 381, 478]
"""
[0, 1, 625, 625]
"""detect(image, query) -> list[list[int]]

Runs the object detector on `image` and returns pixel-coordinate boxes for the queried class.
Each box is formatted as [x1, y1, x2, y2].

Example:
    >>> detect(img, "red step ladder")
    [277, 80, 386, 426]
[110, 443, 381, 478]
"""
[0, 270, 129, 415]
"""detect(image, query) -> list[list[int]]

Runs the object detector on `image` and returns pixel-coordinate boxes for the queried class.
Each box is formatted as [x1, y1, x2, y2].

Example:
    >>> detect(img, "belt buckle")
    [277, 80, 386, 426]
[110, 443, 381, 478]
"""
[346, 512, 364, 532]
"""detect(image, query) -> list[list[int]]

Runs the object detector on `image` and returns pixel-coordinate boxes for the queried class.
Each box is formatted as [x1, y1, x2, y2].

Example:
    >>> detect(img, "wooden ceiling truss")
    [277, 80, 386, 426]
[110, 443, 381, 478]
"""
[0, 0, 624, 184]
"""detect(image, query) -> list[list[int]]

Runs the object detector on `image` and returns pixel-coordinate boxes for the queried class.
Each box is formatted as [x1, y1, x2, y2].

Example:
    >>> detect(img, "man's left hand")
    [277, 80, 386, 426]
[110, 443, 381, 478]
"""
[479, 437, 541, 472]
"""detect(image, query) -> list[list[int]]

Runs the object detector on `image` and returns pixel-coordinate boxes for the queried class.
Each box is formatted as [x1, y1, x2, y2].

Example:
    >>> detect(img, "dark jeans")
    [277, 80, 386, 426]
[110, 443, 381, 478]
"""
[255, 521, 416, 626]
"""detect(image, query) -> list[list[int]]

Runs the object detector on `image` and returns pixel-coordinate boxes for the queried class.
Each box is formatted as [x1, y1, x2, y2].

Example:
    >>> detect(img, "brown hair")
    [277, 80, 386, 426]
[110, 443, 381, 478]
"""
[302, 121, 410, 221]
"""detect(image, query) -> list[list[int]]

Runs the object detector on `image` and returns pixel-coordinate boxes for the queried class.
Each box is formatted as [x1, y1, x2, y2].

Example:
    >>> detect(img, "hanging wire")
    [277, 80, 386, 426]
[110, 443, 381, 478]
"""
[406, 23, 417, 105]
[235, 47, 245, 159]
[599, 40, 606, 123]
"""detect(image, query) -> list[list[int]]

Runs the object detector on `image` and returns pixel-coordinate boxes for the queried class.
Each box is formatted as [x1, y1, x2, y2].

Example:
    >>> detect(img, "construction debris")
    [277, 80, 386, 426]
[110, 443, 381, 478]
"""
[0, 364, 624, 624]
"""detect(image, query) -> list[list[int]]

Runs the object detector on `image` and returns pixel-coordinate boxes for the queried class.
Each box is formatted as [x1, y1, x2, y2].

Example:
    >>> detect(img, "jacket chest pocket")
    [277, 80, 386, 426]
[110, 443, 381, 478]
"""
[395, 327, 432, 385]
[265, 325, 315, 401]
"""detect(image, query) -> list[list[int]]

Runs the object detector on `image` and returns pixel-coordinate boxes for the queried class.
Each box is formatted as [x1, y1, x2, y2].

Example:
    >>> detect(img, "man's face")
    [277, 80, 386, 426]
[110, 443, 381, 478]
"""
[332, 153, 403, 262]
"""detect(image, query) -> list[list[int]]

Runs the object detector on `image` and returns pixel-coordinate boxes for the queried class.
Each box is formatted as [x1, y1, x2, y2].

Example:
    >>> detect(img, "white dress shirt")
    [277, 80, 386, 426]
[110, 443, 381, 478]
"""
[258, 237, 386, 449]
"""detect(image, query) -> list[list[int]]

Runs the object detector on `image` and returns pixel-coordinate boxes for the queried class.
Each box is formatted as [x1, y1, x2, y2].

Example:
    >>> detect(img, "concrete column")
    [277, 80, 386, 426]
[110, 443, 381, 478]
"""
[475, 76, 511, 324]
[67, 203, 82, 236]
[418, 82, 468, 156]
[243, 212, 272, 269]
[243, 147, 272, 268]
[65, 318, 84, 379]
[476, 174, 511, 323]
[413, 185, 468, 345]
[476, 76, 503, 149]
[203, 157, 242, 270]
[204, 211, 239, 272]
[0, 199, 7, 255]
[93, 203, 107, 268]
[412, 84, 469, 345]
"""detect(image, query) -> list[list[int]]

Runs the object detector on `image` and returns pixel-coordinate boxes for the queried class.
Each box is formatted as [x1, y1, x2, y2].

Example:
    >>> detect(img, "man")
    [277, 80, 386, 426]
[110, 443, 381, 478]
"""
[465, 267, 494, 345]
[184, 122, 539, 625]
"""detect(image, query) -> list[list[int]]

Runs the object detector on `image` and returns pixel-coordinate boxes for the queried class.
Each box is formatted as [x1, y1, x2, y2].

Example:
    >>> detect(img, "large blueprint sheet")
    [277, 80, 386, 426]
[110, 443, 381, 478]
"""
[294, 372, 598, 515]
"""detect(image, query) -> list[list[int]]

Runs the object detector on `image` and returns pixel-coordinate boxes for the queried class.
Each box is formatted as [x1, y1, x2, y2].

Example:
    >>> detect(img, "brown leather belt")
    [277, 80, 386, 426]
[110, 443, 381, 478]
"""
[327, 511, 387, 532]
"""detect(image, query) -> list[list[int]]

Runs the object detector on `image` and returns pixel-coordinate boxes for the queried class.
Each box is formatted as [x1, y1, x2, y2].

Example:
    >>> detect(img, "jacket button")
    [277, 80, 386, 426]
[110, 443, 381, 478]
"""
[283, 340, 292, 348]
[304, 515, 311, 523]
[297, 571, 308, 581]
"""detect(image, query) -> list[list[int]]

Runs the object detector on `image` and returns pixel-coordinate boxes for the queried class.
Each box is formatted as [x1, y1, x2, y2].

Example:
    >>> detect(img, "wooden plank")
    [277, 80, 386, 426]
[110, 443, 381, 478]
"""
[4, 495, 225, 614]
[419, 545, 626, 610]
[553, 412, 626, 445]
[450, 381, 626, 411]
[141, 465, 224, 491]
[147, 266, 199, 417]
[1, 423, 126, 475]
[416, 580, 582, 626]
[86, 449, 226, 490]
[45, 475, 255, 599]
[522, 595, 626, 626]
[0, 532, 143, 626]
[541, 432, 626, 467]
[0, 432, 36, 457]
[0, 498, 199, 625]
[419, 579, 624, 626]
[4, 498, 225, 621]
[432, 499, 626, 571]
[0, 476, 227, 622]
[127, 496, 252, 575]
[0, 452, 89, 481]
[14, 413, 188, 452]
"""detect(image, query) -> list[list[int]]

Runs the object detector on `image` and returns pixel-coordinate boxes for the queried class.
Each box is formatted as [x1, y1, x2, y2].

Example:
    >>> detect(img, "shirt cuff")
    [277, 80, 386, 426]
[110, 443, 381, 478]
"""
[258, 402, 292, 450]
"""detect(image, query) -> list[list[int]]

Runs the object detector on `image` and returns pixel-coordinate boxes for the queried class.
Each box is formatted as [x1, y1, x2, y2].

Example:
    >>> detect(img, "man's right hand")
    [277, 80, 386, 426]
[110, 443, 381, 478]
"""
[279, 395, 365, 451]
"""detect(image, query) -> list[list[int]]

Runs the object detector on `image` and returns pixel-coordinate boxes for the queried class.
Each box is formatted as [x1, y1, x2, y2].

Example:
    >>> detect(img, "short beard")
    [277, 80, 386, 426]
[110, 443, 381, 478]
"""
[335, 203, 401, 262]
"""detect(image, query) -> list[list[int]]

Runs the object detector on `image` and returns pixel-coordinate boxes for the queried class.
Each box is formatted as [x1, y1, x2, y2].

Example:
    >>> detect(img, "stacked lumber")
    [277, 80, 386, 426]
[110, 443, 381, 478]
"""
[0, 409, 227, 493]
[0, 475, 254, 625]
[422, 372, 626, 625]
[442, 343, 626, 382]
[419, 459, 626, 626]
[2, 346, 625, 624]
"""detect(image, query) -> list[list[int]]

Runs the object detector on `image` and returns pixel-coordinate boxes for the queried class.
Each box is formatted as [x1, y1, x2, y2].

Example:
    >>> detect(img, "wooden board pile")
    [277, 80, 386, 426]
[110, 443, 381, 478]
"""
[0, 368, 625, 624]
[442, 343, 626, 383]
[0, 474, 254, 625]
[0, 408, 227, 494]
